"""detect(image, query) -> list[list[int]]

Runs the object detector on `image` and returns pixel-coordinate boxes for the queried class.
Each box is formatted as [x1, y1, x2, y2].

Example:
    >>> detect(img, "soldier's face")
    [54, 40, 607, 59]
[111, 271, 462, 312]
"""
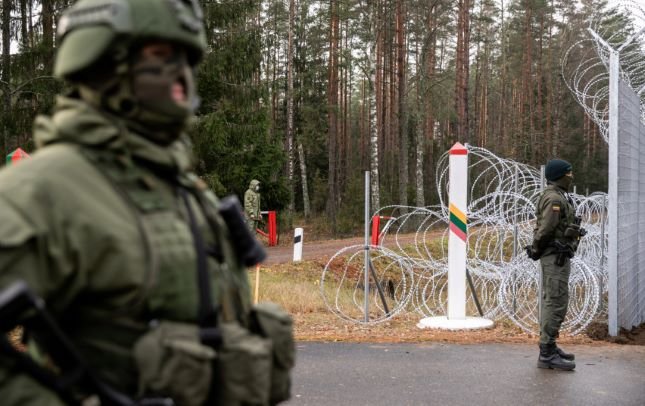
[565, 172, 573, 180]
[133, 41, 196, 111]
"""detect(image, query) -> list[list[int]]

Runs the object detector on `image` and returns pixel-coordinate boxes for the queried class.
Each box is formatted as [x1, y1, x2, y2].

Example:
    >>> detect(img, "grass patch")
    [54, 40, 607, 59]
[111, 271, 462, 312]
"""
[253, 261, 328, 314]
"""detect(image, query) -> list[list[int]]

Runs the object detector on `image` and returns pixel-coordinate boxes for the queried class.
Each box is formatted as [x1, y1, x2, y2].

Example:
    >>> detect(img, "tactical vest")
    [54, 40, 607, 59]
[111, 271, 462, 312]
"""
[68, 145, 250, 393]
[538, 185, 576, 246]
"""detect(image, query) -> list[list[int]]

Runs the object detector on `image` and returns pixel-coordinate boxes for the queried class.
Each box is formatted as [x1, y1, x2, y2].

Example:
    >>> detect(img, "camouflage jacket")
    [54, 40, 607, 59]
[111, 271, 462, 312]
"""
[531, 178, 577, 256]
[0, 96, 251, 404]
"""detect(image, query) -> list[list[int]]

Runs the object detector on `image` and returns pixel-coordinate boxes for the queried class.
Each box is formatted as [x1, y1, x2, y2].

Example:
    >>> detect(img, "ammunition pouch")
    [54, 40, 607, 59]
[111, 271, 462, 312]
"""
[180, 187, 293, 405]
[213, 303, 295, 405]
[133, 321, 215, 406]
[214, 322, 272, 405]
[134, 306, 295, 406]
[250, 303, 295, 404]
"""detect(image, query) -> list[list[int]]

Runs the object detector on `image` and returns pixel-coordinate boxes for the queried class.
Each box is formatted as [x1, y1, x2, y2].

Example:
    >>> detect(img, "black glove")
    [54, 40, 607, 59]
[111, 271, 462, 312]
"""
[525, 245, 541, 261]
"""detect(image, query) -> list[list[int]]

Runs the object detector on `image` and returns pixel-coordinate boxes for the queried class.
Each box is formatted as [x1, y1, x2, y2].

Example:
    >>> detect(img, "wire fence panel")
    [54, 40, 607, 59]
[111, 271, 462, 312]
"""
[615, 81, 645, 330]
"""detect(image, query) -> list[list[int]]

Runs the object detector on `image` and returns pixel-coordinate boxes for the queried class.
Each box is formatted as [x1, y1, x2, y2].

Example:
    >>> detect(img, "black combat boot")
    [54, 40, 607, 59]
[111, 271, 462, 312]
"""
[537, 343, 576, 371]
[554, 343, 575, 361]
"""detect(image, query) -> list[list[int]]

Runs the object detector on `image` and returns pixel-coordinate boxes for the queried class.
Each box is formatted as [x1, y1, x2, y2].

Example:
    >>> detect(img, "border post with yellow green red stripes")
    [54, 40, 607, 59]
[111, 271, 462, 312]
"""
[417, 143, 493, 330]
[448, 142, 468, 320]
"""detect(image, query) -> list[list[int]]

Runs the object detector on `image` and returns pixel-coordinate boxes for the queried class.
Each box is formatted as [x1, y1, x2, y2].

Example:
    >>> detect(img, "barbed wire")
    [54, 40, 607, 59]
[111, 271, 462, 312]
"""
[562, 0, 645, 141]
[321, 2, 645, 335]
[320, 146, 608, 336]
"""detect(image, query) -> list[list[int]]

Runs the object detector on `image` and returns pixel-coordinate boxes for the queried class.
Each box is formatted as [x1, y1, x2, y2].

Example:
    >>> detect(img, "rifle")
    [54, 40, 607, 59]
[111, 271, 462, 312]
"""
[218, 195, 267, 267]
[564, 216, 587, 240]
[0, 281, 173, 406]
[551, 241, 574, 267]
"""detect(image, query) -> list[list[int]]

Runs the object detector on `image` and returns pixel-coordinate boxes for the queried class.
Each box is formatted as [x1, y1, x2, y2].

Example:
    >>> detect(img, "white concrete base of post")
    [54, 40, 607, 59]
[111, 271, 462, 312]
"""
[416, 316, 494, 331]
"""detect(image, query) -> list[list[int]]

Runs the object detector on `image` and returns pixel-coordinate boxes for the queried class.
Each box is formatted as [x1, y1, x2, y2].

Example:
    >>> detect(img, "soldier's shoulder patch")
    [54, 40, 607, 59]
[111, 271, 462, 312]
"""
[552, 204, 561, 212]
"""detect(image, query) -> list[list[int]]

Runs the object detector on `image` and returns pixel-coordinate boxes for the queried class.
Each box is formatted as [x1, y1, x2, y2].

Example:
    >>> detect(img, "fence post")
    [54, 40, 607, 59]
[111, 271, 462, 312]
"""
[600, 195, 606, 310]
[538, 165, 545, 323]
[364, 171, 370, 323]
[512, 167, 519, 315]
[607, 49, 619, 337]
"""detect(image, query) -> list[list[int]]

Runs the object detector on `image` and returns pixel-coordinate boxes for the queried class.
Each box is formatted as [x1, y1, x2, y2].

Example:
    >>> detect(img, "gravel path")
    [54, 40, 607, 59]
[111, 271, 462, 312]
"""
[263, 233, 429, 265]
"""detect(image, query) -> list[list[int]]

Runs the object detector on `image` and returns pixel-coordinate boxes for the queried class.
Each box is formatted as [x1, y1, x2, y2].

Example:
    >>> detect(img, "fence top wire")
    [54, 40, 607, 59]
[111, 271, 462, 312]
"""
[563, 0, 645, 141]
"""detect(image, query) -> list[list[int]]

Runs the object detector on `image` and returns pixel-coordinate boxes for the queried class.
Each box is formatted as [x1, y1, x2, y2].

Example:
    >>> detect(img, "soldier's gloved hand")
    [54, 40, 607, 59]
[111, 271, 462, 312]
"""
[525, 245, 541, 261]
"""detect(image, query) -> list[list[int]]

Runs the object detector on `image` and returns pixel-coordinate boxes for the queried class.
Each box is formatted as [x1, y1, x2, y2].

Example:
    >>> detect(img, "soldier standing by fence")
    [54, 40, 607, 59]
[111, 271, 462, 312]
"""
[526, 159, 585, 371]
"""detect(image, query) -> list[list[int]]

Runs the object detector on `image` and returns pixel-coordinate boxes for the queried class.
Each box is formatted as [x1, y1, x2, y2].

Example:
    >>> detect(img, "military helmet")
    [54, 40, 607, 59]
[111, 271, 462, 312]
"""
[545, 159, 572, 182]
[54, 0, 207, 79]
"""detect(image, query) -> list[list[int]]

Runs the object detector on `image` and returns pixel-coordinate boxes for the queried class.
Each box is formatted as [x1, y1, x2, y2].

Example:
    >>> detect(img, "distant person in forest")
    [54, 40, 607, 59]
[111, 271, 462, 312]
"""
[526, 159, 585, 371]
[244, 179, 262, 231]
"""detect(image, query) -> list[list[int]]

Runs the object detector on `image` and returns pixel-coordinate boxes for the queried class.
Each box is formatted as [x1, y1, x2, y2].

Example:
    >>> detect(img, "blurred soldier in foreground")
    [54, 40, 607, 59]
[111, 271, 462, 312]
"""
[244, 179, 262, 232]
[0, 0, 293, 404]
[526, 159, 585, 371]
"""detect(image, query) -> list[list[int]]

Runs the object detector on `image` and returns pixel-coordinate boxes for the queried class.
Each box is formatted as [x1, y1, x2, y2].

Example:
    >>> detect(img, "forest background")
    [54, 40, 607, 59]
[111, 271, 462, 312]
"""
[0, 0, 623, 235]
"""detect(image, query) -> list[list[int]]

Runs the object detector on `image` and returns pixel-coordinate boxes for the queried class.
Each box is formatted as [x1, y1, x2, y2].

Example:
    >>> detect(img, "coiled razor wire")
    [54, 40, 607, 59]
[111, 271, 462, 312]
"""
[562, 1, 645, 141]
[321, 146, 608, 336]
[321, 1, 643, 335]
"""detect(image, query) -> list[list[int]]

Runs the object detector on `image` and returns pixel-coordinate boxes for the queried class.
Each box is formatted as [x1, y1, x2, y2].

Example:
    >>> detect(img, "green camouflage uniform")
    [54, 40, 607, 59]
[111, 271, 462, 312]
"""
[0, 0, 256, 404]
[0, 95, 252, 404]
[244, 180, 261, 231]
[531, 177, 578, 345]
[0, 0, 294, 402]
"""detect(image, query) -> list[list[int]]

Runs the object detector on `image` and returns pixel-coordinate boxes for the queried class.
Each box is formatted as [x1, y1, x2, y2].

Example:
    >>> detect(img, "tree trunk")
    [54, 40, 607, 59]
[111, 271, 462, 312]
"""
[535, 9, 544, 164]
[521, 6, 533, 160]
[369, 1, 380, 212]
[286, 0, 295, 216]
[42, 0, 54, 71]
[545, 0, 554, 158]
[326, 0, 340, 230]
[396, 0, 408, 208]
[421, 4, 437, 206]
[298, 141, 311, 218]
[499, 0, 507, 155]
[455, 0, 470, 143]
[2, 0, 12, 157]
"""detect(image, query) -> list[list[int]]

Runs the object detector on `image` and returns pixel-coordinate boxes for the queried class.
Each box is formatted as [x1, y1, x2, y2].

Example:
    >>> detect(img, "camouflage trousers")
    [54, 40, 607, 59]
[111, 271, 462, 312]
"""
[246, 219, 258, 233]
[539, 253, 571, 345]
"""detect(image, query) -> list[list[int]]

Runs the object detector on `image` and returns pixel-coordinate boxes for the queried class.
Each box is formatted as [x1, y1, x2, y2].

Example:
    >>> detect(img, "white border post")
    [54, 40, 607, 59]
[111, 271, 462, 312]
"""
[447, 143, 469, 319]
[607, 49, 619, 337]
[417, 143, 493, 330]
[293, 228, 303, 262]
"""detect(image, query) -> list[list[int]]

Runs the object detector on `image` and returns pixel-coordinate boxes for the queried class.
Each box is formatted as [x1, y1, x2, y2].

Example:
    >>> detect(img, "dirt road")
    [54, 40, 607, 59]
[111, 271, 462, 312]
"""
[263, 233, 427, 265]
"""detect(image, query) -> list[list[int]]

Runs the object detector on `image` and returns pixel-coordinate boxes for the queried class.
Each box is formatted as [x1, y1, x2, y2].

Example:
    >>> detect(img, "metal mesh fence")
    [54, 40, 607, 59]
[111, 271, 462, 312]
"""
[613, 81, 645, 331]
[563, 3, 645, 335]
